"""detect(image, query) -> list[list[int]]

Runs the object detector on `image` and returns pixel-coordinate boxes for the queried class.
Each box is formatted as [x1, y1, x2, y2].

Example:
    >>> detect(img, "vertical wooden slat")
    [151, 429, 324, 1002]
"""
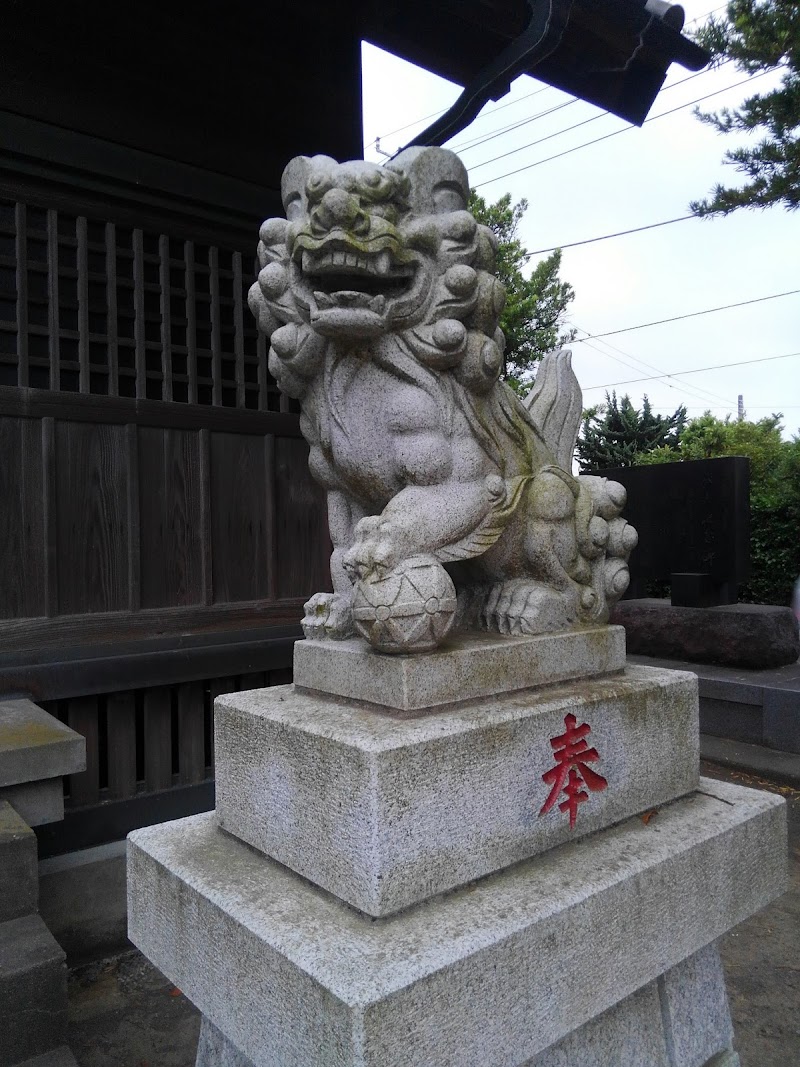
[106, 691, 137, 799]
[159, 234, 172, 402]
[209, 246, 222, 405]
[14, 203, 28, 388]
[199, 427, 212, 605]
[133, 228, 146, 399]
[184, 240, 197, 405]
[257, 332, 268, 411]
[143, 686, 173, 792]
[127, 422, 140, 610]
[105, 222, 119, 397]
[268, 667, 293, 686]
[47, 209, 60, 391]
[232, 252, 246, 408]
[42, 416, 58, 617]
[76, 216, 90, 392]
[177, 681, 206, 785]
[66, 696, 100, 808]
[279, 390, 291, 413]
[264, 433, 277, 600]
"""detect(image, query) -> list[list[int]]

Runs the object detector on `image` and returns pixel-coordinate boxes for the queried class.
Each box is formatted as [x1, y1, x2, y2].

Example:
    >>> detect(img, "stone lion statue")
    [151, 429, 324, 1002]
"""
[249, 147, 636, 653]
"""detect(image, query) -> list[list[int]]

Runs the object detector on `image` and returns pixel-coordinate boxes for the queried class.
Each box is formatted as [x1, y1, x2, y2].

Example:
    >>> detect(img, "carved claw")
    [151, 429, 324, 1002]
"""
[481, 580, 577, 636]
[302, 592, 354, 640]
[342, 516, 402, 580]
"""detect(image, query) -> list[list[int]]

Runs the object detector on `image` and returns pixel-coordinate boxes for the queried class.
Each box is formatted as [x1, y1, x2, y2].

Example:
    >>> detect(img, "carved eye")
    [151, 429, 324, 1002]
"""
[306, 173, 333, 202]
[433, 182, 466, 214]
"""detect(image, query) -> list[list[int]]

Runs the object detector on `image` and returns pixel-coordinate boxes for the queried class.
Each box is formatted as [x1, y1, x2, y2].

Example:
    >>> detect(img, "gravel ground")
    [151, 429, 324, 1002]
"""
[66, 762, 800, 1067]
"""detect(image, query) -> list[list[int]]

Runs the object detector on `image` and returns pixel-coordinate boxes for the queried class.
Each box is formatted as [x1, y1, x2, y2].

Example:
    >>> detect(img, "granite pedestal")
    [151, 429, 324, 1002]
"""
[127, 630, 787, 1067]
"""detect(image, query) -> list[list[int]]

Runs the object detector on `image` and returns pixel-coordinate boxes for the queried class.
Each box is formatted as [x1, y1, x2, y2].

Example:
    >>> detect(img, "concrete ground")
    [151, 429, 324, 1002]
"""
[66, 761, 800, 1067]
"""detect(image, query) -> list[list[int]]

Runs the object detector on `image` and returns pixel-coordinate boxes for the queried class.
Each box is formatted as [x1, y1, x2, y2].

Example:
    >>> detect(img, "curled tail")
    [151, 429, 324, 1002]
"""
[522, 348, 582, 471]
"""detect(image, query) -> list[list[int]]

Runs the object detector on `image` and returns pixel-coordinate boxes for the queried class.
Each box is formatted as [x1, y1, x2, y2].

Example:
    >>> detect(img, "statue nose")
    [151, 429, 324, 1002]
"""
[312, 189, 369, 235]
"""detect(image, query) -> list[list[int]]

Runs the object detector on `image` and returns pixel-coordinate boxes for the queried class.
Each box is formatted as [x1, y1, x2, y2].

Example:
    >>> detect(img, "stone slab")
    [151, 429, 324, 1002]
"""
[0, 801, 38, 922]
[0, 914, 67, 1064]
[658, 942, 734, 1067]
[293, 626, 626, 711]
[193, 943, 737, 1067]
[613, 600, 799, 670]
[128, 779, 786, 1067]
[0, 777, 64, 826]
[530, 943, 735, 1067]
[0, 700, 85, 788]
[216, 665, 699, 915]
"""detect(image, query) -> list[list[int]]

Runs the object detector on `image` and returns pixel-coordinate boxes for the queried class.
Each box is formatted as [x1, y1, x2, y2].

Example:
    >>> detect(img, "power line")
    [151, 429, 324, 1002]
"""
[474, 68, 772, 188]
[582, 350, 800, 391]
[523, 214, 697, 257]
[576, 288, 800, 341]
[467, 62, 722, 171]
[449, 99, 577, 154]
[571, 325, 735, 407]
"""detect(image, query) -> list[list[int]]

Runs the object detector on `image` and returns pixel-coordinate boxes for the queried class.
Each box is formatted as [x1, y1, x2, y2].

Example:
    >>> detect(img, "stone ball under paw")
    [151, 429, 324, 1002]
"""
[352, 555, 457, 654]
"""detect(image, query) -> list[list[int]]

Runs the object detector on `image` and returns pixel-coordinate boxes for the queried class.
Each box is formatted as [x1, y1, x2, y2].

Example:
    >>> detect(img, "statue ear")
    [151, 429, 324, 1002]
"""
[281, 156, 312, 212]
[388, 147, 469, 215]
[280, 155, 338, 215]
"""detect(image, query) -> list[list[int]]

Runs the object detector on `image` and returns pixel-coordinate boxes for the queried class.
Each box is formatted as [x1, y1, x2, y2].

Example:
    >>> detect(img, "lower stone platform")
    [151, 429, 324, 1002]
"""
[195, 941, 739, 1067]
[128, 778, 785, 1067]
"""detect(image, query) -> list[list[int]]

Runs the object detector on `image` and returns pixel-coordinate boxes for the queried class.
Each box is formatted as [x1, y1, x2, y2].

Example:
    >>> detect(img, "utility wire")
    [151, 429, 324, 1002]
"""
[523, 214, 697, 257]
[475, 68, 772, 188]
[467, 61, 723, 169]
[571, 325, 735, 407]
[582, 350, 800, 391]
[576, 288, 800, 341]
[449, 99, 577, 153]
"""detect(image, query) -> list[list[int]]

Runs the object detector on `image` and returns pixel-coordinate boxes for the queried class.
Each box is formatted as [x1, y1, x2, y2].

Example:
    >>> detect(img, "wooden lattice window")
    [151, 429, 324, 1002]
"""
[0, 198, 290, 410]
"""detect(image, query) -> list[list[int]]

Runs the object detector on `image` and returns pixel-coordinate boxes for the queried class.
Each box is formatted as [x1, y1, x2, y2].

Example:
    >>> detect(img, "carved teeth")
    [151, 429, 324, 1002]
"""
[314, 291, 335, 310]
[302, 251, 316, 274]
[369, 295, 386, 314]
[374, 251, 391, 276]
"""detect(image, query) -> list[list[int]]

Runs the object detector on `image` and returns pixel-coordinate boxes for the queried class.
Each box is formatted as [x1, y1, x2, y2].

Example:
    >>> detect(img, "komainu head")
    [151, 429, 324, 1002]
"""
[249, 147, 508, 399]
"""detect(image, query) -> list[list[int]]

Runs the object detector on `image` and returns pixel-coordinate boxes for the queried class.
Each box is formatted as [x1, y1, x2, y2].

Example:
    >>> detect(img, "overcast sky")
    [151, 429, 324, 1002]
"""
[360, 1, 799, 437]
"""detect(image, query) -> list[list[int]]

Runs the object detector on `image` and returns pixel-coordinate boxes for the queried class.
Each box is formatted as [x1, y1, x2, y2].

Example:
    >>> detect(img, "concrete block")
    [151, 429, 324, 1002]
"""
[197, 1019, 257, 1067]
[699, 697, 763, 746]
[0, 700, 85, 788]
[658, 943, 733, 1067]
[763, 687, 800, 754]
[0, 914, 67, 1064]
[0, 777, 64, 826]
[216, 665, 699, 915]
[38, 840, 129, 966]
[128, 779, 786, 1067]
[527, 982, 670, 1066]
[0, 801, 38, 922]
[293, 626, 626, 711]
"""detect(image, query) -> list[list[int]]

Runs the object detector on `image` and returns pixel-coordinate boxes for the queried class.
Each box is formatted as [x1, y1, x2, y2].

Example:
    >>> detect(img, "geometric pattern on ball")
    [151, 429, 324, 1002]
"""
[352, 555, 457, 654]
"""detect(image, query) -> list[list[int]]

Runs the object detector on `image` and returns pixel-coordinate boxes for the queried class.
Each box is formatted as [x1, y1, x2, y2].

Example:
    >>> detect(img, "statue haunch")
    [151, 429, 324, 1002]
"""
[249, 147, 637, 654]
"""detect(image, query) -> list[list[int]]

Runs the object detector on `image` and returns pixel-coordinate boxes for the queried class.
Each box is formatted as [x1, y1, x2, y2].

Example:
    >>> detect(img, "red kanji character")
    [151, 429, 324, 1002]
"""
[539, 713, 608, 829]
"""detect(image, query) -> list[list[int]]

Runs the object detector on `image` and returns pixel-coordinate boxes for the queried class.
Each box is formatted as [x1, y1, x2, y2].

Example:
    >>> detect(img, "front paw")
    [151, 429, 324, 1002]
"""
[302, 592, 354, 640]
[342, 516, 401, 580]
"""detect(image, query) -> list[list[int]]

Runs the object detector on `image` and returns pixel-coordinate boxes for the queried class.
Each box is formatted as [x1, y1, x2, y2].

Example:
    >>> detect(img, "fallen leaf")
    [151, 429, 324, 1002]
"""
[640, 809, 659, 825]
[169, 987, 183, 997]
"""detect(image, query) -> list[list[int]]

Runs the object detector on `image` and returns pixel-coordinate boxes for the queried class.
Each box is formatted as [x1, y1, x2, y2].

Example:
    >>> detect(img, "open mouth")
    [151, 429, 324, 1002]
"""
[299, 248, 414, 310]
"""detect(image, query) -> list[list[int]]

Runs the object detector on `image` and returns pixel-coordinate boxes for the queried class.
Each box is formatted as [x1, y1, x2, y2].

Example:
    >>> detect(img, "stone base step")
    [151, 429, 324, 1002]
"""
[129, 778, 785, 1067]
[0, 801, 38, 922]
[0, 914, 67, 1065]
